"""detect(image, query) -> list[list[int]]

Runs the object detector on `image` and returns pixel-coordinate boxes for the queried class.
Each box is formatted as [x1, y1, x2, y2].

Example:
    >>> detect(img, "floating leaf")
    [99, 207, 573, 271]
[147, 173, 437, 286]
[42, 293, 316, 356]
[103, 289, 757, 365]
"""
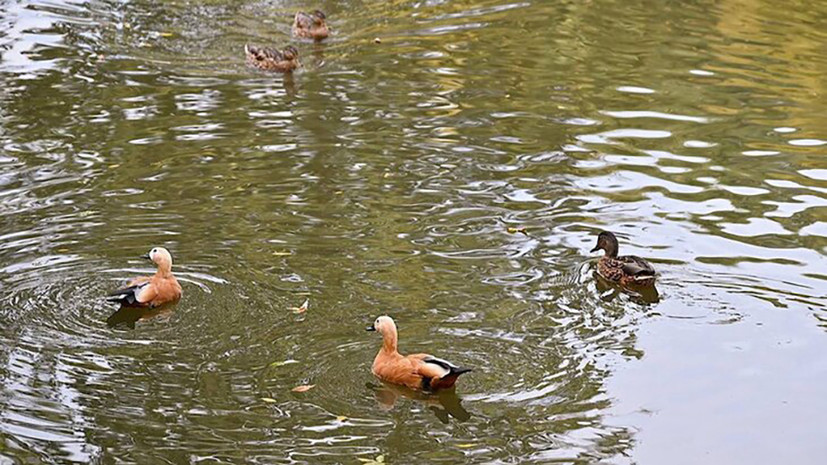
[272, 251, 292, 256]
[290, 299, 309, 314]
[159, 32, 174, 37]
[457, 443, 474, 448]
[376, 455, 385, 463]
[506, 227, 528, 236]
[261, 397, 277, 403]
[336, 415, 347, 422]
[291, 384, 315, 393]
[268, 359, 298, 368]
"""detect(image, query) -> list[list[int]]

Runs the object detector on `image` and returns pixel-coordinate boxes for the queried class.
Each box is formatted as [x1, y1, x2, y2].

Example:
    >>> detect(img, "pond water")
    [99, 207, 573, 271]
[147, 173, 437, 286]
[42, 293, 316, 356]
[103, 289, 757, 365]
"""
[1, 0, 825, 463]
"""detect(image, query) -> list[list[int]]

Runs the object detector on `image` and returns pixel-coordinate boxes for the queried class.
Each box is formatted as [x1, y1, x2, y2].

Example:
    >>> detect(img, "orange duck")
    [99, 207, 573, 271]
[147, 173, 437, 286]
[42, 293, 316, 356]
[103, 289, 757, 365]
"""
[366, 316, 472, 392]
[292, 10, 329, 41]
[106, 247, 182, 308]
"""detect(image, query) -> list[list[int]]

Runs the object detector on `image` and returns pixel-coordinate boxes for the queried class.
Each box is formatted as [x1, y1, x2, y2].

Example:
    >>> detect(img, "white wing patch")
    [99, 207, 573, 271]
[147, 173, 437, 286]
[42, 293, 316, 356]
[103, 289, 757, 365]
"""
[423, 357, 457, 378]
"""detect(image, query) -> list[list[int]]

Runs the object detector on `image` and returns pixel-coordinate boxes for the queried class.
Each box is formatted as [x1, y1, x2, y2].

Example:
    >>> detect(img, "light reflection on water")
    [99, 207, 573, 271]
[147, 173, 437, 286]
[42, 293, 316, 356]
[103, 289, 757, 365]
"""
[1, 0, 826, 463]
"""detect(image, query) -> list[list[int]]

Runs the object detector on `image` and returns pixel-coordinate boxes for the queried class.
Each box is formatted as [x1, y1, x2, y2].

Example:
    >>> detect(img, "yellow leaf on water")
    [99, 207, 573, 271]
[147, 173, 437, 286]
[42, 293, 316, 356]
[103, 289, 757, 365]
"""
[336, 415, 347, 422]
[291, 384, 315, 393]
[159, 32, 174, 37]
[506, 227, 528, 236]
[457, 443, 474, 448]
[290, 299, 309, 314]
[261, 397, 277, 403]
[272, 251, 292, 256]
[375, 455, 385, 463]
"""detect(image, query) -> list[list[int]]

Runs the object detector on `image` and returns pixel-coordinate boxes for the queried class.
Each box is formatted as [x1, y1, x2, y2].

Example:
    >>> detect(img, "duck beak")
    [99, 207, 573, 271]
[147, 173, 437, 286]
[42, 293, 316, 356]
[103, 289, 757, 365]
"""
[590, 246, 600, 253]
[141, 253, 151, 260]
[365, 325, 376, 332]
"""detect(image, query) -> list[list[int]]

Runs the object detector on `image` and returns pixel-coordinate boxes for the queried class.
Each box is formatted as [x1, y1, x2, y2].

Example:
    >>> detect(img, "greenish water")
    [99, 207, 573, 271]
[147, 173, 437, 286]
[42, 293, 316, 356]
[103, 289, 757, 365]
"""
[1, 0, 826, 463]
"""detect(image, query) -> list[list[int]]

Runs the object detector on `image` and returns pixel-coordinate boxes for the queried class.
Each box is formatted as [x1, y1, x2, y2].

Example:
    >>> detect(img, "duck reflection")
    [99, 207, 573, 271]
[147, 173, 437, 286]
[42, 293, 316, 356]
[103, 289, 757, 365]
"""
[369, 381, 471, 424]
[106, 302, 175, 329]
[310, 42, 327, 68]
[594, 272, 660, 304]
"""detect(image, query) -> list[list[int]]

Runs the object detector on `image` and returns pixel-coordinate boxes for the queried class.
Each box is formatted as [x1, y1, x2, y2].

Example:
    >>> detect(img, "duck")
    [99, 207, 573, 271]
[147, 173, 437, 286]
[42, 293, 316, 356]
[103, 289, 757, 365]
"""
[244, 44, 299, 72]
[106, 247, 183, 308]
[366, 316, 472, 392]
[292, 10, 329, 41]
[590, 230, 656, 286]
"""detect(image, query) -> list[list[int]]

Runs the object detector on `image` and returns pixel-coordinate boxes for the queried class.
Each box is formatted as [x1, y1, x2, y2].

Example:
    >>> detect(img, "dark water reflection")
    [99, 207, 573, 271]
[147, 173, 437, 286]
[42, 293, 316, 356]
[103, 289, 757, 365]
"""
[1, 0, 826, 463]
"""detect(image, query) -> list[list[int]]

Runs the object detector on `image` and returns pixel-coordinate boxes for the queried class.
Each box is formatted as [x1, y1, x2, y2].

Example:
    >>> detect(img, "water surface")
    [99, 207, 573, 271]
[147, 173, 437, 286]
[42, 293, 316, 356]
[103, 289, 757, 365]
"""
[1, 0, 826, 463]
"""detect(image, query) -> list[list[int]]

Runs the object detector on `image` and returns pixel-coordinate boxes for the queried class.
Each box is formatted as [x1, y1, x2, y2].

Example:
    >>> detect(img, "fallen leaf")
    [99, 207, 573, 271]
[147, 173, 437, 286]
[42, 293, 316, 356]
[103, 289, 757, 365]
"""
[375, 456, 385, 463]
[290, 299, 309, 314]
[261, 397, 277, 403]
[272, 251, 292, 256]
[268, 359, 298, 368]
[159, 32, 174, 37]
[506, 227, 528, 236]
[336, 415, 347, 422]
[291, 384, 315, 393]
[457, 443, 474, 448]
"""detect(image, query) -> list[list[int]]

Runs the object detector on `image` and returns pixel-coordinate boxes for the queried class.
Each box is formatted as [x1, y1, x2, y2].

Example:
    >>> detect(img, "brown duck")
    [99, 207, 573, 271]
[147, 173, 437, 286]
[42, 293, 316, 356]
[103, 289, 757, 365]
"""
[367, 316, 472, 392]
[244, 44, 299, 72]
[292, 10, 329, 41]
[107, 247, 182, 308]
[590, 231, 656, 286]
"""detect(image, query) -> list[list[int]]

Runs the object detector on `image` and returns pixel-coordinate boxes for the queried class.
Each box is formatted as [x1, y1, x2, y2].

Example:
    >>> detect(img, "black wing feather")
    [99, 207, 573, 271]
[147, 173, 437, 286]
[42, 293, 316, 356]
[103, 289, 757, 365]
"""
[106, 283, 147, 306]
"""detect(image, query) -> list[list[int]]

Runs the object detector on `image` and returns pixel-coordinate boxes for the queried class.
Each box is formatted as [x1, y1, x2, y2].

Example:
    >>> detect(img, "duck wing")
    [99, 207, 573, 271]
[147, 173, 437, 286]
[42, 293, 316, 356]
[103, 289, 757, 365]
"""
[410, 354, 472, 390]
[244, 44, 286, 62]
[619, 256, 655, 277]
[107, 282, 149, 306]
[293, 12, 314, 28]
[106, 280, 157, 307]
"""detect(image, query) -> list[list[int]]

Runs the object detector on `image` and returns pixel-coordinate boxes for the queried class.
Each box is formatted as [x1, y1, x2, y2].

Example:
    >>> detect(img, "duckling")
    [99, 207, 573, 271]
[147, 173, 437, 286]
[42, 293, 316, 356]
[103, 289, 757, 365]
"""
[590, 231, 656, 286]
[244, 44, 299, 72]
[292, 10, 329, 41]
[107, 247, 182, 308]
[367, 316, 472, 392]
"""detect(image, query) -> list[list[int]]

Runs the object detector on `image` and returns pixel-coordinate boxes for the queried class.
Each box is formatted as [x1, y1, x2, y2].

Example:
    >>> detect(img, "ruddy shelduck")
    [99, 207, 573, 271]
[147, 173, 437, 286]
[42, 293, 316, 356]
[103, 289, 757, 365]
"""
[590, 230, 656, 286]
[367, 316, 472, 391]
[107, 247, 182, 308]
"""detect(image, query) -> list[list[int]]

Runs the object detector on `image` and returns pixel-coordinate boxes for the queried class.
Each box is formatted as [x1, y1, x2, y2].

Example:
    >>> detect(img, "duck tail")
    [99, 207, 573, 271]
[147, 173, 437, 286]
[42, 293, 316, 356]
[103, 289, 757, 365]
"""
[451, 366, 473, 376]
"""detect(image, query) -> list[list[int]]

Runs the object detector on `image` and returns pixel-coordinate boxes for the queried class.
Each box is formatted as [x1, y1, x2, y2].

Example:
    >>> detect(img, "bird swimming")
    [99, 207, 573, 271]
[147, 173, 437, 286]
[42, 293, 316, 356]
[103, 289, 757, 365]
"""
[244, 44, 299, 72]
[107, 247, 182, 308]
[590, 230, 656, 286]
[367, 316, 472, 391]
[292, 10, 329, 41]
